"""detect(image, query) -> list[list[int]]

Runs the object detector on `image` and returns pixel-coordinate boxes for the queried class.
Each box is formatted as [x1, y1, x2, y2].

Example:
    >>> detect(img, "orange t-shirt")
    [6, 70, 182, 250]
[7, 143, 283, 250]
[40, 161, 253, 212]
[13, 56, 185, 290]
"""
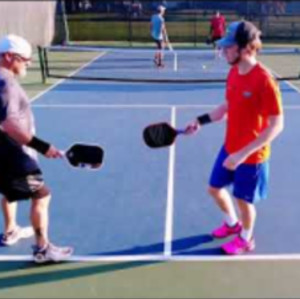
[225, 63, 283, 164]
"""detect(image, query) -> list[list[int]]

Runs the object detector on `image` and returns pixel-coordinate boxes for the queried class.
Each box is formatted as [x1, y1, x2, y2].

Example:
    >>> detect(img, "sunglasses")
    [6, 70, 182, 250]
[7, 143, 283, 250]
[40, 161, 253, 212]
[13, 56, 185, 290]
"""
[12, 53, 32, 64]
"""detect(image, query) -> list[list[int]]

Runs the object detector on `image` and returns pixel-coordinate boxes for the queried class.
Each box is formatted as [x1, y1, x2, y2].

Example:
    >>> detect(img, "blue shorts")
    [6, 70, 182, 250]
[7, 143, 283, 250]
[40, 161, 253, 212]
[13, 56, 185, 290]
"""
[209, 146, 269, 204]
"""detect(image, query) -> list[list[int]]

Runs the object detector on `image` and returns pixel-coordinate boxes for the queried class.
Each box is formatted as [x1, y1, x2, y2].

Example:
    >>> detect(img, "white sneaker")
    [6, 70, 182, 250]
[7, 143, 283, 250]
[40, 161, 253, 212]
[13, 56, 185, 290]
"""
[1, 226, 34, 246]
[33, 243, 73, 264]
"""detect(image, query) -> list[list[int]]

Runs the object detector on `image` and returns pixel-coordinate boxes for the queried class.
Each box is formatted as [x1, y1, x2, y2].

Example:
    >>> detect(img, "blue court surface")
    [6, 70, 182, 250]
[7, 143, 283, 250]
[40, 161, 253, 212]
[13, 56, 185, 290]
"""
[1, 60, 300, 261]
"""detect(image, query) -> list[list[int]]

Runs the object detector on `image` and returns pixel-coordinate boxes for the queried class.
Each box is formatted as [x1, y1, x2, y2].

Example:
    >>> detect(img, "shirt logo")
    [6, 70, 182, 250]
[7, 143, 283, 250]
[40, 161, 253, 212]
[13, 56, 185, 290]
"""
[243, 91, 252, 98]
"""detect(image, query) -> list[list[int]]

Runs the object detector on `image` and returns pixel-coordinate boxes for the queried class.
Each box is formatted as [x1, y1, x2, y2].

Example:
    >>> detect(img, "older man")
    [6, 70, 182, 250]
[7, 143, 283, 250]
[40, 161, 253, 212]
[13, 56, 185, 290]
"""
[0, 34, 73, 263]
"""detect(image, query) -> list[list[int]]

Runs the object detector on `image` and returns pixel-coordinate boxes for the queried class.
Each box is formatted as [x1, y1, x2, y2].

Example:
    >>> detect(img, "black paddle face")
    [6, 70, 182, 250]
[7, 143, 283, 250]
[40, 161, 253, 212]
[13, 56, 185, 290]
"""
[66, 144, 104, 169]
[143, 123, 177, 148]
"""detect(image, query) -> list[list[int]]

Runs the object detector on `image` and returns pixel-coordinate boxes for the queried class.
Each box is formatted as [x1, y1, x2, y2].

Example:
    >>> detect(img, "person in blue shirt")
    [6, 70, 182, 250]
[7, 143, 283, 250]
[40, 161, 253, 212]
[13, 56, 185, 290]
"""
[150, 5, 168, 67]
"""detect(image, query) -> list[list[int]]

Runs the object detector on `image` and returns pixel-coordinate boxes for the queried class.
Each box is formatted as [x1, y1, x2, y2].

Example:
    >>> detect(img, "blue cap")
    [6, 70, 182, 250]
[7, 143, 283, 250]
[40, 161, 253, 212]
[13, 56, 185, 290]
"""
[217, 21, 241, 48]
[217, 21, 261, 49]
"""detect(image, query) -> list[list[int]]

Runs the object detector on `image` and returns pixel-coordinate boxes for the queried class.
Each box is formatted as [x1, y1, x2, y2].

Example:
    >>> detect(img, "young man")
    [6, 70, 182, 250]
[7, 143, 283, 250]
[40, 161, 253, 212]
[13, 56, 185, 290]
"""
[185, 21, 284, 255]
[150, 5, 169, 67]
[0, 34, 73, 263]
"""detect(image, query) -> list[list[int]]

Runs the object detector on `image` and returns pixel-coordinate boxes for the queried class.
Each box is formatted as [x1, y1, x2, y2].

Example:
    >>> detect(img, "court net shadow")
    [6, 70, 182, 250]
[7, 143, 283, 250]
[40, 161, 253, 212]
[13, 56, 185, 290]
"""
[93, 233, 223, 256]
[0, 234, 224, 290]
[0, 260, 156, 290]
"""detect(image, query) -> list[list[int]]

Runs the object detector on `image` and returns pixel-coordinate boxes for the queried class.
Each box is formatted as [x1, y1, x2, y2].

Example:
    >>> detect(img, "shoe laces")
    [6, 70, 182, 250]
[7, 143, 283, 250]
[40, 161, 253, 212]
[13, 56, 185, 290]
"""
[234, 236, 248, 247]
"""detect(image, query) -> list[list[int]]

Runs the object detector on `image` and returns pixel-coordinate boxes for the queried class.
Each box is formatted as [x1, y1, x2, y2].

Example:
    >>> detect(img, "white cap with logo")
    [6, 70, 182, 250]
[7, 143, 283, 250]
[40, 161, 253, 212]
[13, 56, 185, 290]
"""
[0, 34, 32, 59]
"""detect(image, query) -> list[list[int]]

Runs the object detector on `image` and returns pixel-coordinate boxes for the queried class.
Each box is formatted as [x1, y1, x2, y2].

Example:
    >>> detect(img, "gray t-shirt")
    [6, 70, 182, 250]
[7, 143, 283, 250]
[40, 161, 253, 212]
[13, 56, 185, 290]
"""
[0, 67, 38, 173]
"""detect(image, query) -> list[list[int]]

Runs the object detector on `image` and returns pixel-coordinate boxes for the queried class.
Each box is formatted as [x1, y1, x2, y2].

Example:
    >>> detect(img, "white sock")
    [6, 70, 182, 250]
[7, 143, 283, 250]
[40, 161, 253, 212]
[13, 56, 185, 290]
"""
[240, 228, 254, 241]
[223, 212, 239, 227]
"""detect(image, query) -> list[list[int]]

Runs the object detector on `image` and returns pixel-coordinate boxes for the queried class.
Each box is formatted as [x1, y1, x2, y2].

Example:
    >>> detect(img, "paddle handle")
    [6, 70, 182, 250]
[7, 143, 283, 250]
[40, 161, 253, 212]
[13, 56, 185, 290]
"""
[176, 129, 187, 135]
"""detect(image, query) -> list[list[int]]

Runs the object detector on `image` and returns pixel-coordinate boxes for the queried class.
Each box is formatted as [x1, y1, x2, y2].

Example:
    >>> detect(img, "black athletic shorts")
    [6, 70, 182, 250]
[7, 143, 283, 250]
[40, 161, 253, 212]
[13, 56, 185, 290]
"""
[0, 169, 44, 202]
[154, 39, 163, 49]
[0, 132, 44, 201]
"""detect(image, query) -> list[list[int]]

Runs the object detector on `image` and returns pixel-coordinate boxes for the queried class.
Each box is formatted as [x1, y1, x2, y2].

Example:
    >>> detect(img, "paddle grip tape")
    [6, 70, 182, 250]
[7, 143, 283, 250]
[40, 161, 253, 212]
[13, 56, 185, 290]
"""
[27, 136, 51, 155]
[197, 114, 212, 126]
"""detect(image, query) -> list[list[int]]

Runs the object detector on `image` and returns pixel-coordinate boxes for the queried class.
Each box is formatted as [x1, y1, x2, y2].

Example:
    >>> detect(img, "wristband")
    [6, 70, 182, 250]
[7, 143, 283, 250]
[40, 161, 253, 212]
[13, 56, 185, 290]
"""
[197, 114, 212, 126]
[27, 136, 51, 155]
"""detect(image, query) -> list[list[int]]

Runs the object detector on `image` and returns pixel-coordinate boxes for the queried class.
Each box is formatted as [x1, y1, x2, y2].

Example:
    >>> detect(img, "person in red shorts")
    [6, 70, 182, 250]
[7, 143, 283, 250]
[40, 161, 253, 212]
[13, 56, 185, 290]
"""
[185, 21, 284, 255]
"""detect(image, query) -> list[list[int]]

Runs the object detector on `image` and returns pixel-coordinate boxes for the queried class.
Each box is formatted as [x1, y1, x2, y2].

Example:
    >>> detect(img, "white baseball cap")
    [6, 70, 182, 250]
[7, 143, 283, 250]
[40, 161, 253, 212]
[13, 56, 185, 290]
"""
[157, 5, 166, 12]
[0, 34, 32, 59]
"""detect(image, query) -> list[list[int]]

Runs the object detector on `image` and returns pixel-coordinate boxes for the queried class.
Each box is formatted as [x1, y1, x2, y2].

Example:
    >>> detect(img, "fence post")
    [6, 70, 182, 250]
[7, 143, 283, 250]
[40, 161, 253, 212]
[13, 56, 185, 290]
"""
[193, 0, 197, 47]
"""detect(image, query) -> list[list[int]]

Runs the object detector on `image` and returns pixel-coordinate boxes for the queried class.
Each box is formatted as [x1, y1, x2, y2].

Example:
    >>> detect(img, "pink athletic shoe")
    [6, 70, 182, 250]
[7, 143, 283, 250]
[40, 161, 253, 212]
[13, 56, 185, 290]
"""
[212, 222, 242, 239]
[222, 235, 255, 255]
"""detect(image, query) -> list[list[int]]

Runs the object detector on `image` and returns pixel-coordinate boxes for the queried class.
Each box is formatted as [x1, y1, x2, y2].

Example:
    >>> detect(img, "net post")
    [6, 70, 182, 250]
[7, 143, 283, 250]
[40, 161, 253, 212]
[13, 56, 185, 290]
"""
[43, 47, 50, 81]
[60, 0, 70, 45]
[37, 46, 46, 84]
[128, 0, 133, 47]
[193, 0, 197, 47]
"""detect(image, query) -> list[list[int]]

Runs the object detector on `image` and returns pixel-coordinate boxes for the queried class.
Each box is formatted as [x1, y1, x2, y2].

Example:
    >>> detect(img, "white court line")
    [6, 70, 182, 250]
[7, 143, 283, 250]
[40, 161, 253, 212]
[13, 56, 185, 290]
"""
[32, 104, 217, 109]
[164, 107, 177, 256]
[30, 52, 107, 103]
[281, 80, 300, 94]
[273, 69, 300, 94]
[1, 254, 300, 262]
[32, 103, 300, 110]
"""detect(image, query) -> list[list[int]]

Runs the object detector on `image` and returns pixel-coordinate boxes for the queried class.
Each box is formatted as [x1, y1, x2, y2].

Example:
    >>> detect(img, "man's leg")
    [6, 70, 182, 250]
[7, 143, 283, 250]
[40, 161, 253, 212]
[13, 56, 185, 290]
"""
[236, 198, 256, 242]
[1, 197, 18, 234]
[212, 37, 222, 59]
[220, 162, 268, 255]
[1, 197, 34, 246]
[158, 43, 164, 66]
[221, 197, 256, 255]
[154, 51, 164, 67]
[208, 186, 238, 223]
[209, 186, 241, 238]
[154, 51, 160, 65]
[157, 51, 163, 66]
[154, 41, 164, 67]
[208, 147, 241, 237]
[153, 40, 160, 66]
[30, 185, 73, 263]
[30, 185, 51, 248]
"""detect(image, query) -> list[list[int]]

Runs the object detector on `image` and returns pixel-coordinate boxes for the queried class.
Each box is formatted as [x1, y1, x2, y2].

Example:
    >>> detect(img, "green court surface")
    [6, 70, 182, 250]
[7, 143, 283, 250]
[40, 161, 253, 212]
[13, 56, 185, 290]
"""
[1, 259, 300, 298]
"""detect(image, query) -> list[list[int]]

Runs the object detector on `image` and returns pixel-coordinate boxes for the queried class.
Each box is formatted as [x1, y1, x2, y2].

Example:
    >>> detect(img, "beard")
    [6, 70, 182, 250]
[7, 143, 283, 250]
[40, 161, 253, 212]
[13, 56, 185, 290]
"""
[17, 67, 27, 78]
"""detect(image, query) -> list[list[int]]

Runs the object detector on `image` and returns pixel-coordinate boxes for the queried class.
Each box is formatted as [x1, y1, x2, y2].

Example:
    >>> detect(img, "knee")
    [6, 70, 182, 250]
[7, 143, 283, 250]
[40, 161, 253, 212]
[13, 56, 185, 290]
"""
[31, 185, 51, 207]
[32, 185, 50, 200]
[207, 185, 221, 198]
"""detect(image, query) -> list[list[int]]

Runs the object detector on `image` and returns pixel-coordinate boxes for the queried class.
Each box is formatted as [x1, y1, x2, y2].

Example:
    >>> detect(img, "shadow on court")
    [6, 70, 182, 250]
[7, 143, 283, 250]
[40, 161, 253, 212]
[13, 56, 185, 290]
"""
[0, 233, 225, 290]
[0, 261, 157, 290]
[92, 233, 223, 256]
